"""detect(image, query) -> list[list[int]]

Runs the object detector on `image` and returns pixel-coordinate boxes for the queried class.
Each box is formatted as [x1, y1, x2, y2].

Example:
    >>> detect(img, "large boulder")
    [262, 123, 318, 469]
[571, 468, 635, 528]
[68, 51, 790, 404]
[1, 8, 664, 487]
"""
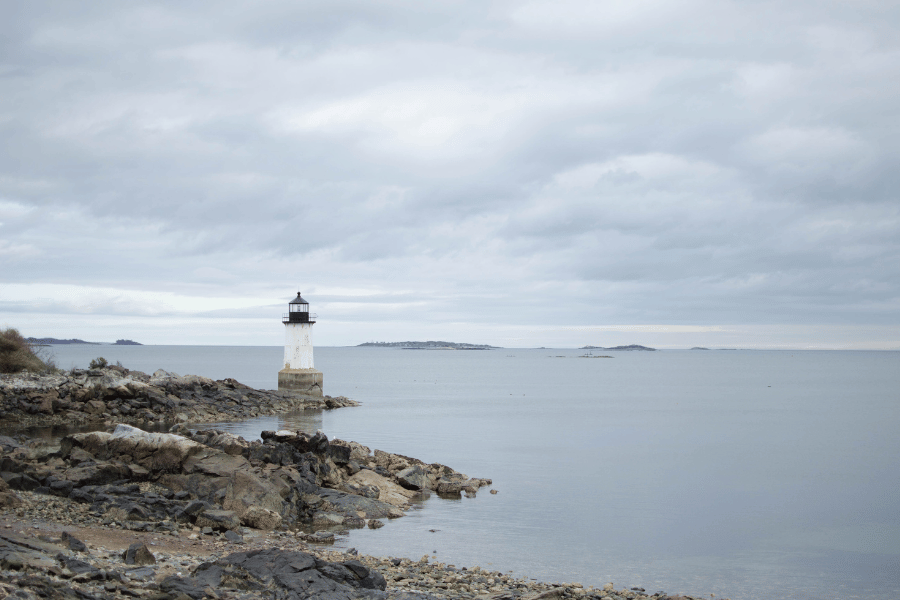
[345, 470, 415, 508]
[396, 465, 432, 490]
[62, 424, 207, 473]
[221, 468, 292, 521]
[318, 489, 404, 520]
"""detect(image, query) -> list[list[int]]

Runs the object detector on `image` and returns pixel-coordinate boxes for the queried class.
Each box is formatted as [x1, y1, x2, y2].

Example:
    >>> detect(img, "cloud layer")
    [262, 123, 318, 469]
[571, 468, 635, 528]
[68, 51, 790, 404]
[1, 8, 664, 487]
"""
[2, 1, 898, 347]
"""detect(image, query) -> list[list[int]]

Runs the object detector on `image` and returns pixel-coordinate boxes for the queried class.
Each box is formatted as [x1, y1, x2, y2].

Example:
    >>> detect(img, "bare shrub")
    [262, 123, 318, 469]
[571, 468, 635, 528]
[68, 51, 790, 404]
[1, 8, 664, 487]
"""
[0, 328, 50, 373]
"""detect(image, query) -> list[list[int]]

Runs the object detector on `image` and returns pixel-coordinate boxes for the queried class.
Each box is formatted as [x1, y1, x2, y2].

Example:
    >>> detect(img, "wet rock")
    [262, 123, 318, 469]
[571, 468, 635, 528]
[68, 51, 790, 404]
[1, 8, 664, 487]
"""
[306, 531, 336, 543]
[313, 511, 345, 527]
[319, 489, 404, 520]
[396, 465, 432, 490]
[436, 480, 463, 496]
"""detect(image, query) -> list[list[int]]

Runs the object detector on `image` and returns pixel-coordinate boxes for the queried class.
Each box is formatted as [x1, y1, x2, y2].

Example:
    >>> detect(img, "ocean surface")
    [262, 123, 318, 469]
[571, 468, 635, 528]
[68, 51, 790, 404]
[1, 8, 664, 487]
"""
[45, 345, 900, 600]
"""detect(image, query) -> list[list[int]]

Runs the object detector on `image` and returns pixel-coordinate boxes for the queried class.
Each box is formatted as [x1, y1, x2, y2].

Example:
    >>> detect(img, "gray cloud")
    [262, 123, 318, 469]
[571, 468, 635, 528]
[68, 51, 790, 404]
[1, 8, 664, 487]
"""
[1, 0, 898, 347]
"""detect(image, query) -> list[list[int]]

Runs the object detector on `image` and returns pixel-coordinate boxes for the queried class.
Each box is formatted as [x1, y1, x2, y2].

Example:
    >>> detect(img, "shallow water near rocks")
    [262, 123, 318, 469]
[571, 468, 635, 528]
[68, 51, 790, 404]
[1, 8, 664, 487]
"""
[45, 345, 900, 600]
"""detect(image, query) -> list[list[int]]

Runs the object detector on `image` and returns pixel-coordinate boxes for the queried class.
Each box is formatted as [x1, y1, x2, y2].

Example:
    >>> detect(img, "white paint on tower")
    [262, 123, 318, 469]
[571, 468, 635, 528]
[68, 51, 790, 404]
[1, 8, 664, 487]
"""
[284, 322, 314, 369]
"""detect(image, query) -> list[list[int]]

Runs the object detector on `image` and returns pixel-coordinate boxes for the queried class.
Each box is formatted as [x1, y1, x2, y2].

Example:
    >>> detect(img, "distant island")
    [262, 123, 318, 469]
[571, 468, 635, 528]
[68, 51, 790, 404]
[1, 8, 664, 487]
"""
[26, 337, 141, 345]
[26, 337, 98, 345]
[359, 341, 497, 350]
[579, 344, 656, 351]
[690, 347, 710, 350]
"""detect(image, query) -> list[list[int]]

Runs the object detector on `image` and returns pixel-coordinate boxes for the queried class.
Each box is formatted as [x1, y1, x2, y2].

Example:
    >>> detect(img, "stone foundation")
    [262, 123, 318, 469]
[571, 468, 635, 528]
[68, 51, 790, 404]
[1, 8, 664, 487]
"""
[277, 368, 323, 397]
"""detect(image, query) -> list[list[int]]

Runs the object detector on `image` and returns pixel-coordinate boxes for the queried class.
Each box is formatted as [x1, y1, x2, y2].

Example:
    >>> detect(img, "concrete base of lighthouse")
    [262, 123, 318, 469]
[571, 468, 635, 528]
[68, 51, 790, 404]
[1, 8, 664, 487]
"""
[278, 368, 323, 397]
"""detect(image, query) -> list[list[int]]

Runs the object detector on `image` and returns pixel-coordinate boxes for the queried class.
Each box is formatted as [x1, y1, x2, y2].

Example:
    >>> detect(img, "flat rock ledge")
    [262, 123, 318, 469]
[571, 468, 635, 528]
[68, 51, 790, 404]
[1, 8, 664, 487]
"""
[0, 366, 358, 428]
[0, 422, 491, 534]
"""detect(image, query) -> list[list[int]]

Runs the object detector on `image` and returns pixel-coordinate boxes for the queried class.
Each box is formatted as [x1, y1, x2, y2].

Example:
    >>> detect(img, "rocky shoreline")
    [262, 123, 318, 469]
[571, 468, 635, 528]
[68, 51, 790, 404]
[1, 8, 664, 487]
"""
[0, 368, 721, 600]
[0, 366, 358, 429]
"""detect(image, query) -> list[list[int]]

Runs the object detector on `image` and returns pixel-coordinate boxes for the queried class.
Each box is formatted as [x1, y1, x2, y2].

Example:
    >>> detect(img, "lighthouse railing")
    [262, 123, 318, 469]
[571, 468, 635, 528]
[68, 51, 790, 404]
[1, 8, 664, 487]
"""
[283, 313, 318, 323]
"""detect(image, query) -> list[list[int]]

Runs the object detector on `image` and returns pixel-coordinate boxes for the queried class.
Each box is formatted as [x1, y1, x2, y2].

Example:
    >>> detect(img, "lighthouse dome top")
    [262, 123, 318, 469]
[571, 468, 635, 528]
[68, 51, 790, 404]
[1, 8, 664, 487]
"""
[289, 292, 308, 306]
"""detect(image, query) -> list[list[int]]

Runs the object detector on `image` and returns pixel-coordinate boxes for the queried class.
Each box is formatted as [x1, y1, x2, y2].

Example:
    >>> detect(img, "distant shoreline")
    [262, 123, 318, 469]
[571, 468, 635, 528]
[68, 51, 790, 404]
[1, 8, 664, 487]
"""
[26, 337, 142, 346]
[579, 344, 656, 351]
[359, 341, 498, 350]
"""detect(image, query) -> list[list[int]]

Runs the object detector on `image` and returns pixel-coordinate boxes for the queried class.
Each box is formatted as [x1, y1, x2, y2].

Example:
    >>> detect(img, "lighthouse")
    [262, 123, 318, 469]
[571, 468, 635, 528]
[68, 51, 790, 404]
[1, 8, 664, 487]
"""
[277, 292, 323, 396]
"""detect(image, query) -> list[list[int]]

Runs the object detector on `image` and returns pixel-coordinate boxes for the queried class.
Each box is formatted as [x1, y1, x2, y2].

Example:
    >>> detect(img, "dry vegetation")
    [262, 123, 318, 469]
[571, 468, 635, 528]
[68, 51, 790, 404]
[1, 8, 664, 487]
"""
[0, 327, 53, 373]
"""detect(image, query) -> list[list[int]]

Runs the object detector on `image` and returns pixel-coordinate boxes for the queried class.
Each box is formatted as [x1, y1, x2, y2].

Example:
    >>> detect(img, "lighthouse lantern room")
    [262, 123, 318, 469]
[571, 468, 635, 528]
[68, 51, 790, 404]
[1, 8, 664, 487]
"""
[284, 293, 314, 324]
[278, 292, 323, 396]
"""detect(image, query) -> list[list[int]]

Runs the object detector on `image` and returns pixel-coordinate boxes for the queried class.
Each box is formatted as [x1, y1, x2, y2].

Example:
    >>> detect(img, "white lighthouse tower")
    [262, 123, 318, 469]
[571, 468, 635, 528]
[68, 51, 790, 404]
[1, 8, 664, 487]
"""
[277, 292, 323, 396]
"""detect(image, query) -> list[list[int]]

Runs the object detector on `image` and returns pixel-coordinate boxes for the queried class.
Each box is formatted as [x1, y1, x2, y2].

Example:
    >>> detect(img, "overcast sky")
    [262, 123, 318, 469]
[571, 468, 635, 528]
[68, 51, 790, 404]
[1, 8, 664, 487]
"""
[2, 1, 899, 349]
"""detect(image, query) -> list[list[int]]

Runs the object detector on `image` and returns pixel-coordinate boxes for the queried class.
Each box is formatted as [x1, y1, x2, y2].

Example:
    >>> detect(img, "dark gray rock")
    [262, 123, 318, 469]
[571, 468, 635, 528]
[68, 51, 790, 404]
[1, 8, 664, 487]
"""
[123, 566, 156, 582]
[436, 480, 463, 496]
[48, 479, 75, 497]
[223, 529, 244, 543]
[0, 531, 60, 571]
[180, 499, 212, 519]
[166, 548, 387, 599]
[158, 574, 211, 599]
[60, 531, 87, 552]
[318, 489, 401, 520]
[194, 508, 241, 531]
[2, 471, 40, 490]
[396, 465, 430, 490]
[122, 542, 155, 565]
[57, 554, 104, 579]
[328, 441, 352, 464]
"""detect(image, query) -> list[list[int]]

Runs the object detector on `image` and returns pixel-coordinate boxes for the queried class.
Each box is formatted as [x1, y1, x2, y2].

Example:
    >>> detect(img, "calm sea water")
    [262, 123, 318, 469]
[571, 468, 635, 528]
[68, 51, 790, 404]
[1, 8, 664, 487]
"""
[46, 345, 900, 600]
